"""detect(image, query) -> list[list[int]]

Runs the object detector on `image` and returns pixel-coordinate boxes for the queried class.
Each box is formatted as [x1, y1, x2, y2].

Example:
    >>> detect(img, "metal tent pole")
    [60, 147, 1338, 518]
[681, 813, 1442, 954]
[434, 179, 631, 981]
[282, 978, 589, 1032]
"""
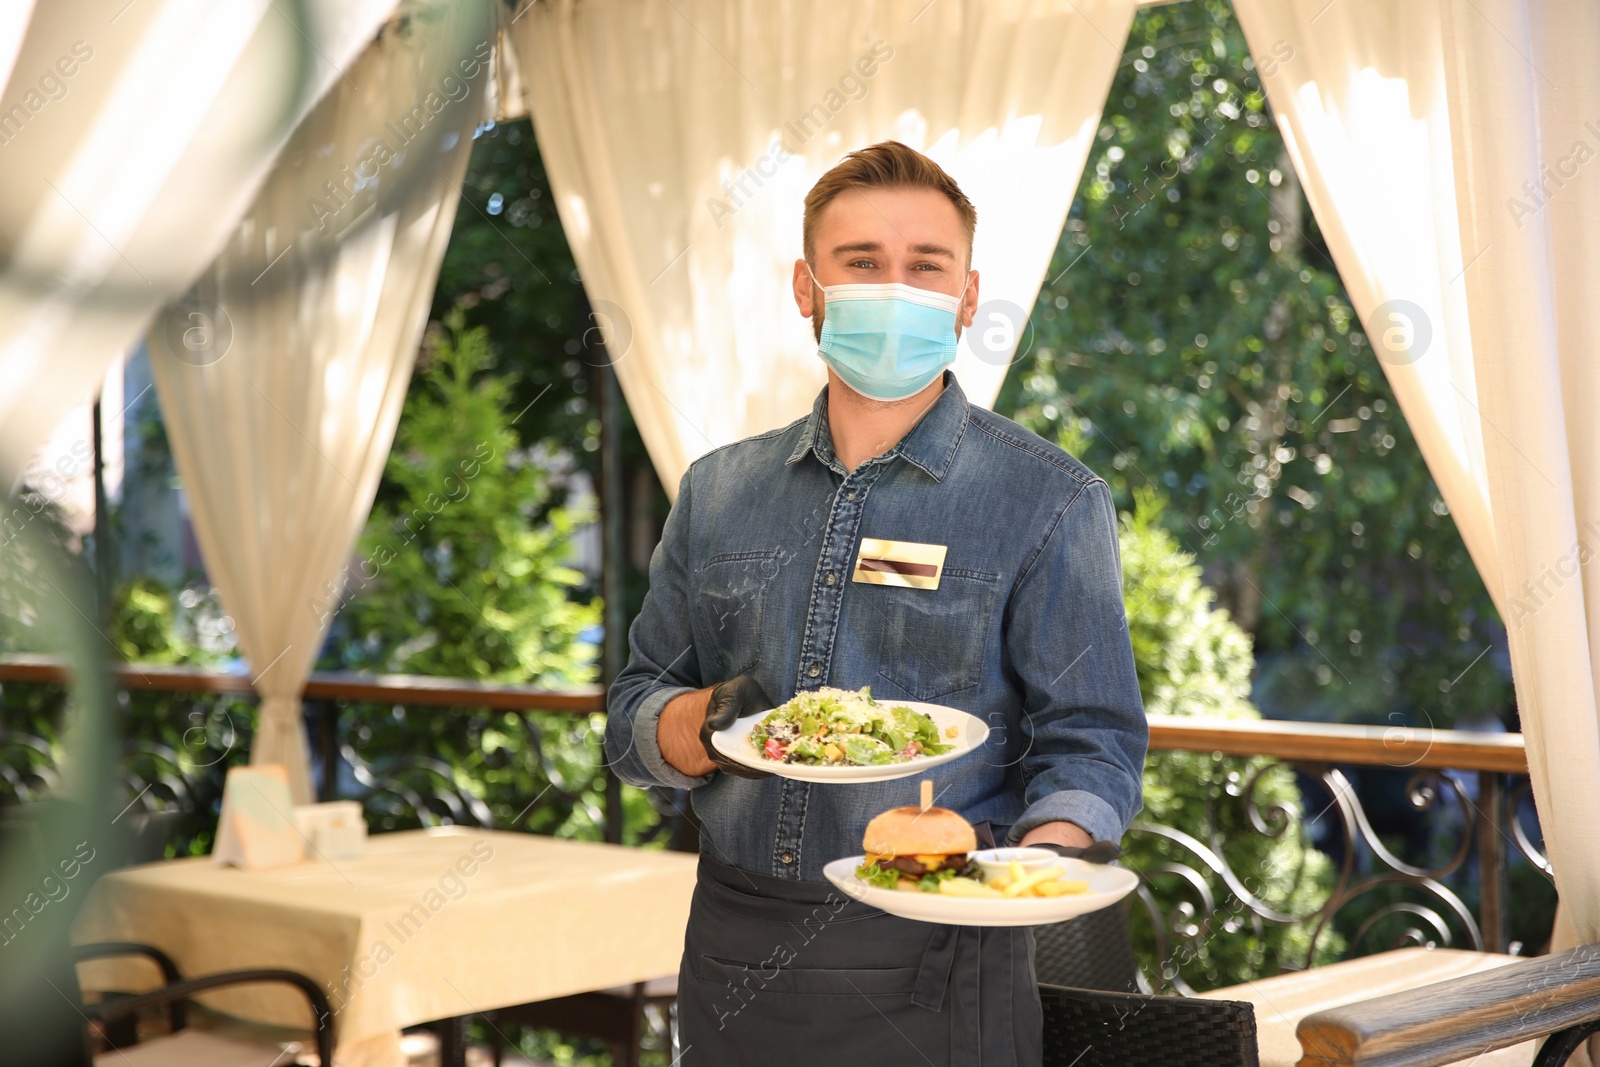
[91, 396, 113, 621]
[599, 359, 626, 845]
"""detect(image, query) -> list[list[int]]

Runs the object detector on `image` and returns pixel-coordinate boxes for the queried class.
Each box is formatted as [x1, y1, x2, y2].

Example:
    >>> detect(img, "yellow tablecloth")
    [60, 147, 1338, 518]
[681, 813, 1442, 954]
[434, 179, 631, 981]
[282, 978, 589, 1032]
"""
[72, 827, 698, 1067]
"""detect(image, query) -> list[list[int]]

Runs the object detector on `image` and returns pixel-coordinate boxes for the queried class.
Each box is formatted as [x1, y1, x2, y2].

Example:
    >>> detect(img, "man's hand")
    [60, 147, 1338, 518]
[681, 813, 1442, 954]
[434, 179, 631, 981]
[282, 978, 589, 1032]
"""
[1019, 821, 1093, 850]
[658, 687, 716, 777]
[657, 676, 776, 779]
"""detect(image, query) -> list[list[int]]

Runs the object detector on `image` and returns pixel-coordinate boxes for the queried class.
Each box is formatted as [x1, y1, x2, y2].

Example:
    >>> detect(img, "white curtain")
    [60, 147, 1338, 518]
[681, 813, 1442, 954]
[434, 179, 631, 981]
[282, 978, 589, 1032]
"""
[0, 0, 398, 478]
[1438, 0, 1600, 947]
[1234, 0, 1600, 948]
[497, 0, 1137, 495]
[149, 0, 494, 803]
[1231, 0, 1500, 609]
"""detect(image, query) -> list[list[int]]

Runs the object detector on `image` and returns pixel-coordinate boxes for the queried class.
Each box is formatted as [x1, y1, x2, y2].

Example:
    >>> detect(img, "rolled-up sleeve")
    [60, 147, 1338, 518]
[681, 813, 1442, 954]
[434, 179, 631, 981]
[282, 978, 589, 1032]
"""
[604, 469, 714, 791]
[1003, 477, 1147, 845]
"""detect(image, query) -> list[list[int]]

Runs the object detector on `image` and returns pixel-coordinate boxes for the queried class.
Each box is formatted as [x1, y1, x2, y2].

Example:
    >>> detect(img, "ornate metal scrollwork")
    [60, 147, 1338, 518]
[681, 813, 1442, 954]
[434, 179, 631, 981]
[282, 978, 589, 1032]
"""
[1127, 754, 1532, 992]
[1507, 777, 1554, 883]
[333, 705, 686, 846]
[0, 732, 59, 800]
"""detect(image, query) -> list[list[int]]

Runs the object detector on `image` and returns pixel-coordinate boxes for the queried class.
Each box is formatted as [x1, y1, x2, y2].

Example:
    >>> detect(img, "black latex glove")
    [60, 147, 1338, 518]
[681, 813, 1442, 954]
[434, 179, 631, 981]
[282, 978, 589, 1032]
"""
[699, 675, 776, 779]
[1033, 840, 1122, 864]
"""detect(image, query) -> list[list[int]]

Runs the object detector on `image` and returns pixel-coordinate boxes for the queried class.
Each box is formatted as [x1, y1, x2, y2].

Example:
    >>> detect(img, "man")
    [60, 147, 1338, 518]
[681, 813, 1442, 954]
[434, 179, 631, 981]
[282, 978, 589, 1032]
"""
[606, 141, 1146, 1065]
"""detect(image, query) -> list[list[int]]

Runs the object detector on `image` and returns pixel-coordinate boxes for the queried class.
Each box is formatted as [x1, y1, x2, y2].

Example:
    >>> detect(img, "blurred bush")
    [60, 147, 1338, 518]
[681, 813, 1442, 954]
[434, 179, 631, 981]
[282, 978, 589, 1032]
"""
[1119, 485, 1342, 989]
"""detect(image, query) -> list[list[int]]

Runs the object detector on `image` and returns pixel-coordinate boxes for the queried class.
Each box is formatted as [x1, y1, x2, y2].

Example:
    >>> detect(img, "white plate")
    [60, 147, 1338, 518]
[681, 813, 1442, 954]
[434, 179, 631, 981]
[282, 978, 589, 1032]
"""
[709, 701, 988, 784]
[822, 855, 1139, 927]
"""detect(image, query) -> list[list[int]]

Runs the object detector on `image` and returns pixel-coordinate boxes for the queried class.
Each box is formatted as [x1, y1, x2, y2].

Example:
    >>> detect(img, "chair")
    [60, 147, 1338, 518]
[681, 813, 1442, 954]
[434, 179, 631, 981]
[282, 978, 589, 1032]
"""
[1042, 983, 1260, 1066]
[76, 941, 335, 1067]
[1032, 881, 1600, 1067]
[1032, 901, 1141, 992]
[1040, 944, 1600, 1067]
[1, 801, 331, 1065]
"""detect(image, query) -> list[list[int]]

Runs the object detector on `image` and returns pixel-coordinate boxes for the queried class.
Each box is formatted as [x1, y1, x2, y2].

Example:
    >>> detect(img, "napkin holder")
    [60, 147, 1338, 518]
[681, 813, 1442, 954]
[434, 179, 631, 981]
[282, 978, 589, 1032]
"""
[292, 800, 367, 862]
[213, 764, 305, 870]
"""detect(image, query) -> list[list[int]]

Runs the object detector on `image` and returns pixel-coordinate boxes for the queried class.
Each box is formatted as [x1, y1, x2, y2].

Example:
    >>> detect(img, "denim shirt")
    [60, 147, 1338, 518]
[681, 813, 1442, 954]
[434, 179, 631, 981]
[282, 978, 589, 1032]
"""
[606, 372, 1147, 883]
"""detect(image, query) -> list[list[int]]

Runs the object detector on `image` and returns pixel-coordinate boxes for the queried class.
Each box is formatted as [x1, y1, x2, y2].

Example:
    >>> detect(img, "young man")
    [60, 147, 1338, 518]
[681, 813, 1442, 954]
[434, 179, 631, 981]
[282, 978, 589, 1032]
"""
[606, 141, 1147, 1065]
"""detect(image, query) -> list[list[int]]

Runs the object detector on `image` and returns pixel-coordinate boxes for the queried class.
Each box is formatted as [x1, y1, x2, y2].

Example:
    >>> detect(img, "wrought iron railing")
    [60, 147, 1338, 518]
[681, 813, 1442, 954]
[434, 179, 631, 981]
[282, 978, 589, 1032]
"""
[0, 655, 1552, 992]
[1130, 715, 1548, 993]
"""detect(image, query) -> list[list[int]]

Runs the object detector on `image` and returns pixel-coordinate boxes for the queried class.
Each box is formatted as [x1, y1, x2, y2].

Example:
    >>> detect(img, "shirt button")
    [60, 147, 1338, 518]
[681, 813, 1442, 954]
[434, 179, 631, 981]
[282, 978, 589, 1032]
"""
[825, 573, 836, 586]
[846, 490, 857, 500]
[781, 852, 794, 864]
[808, 665, 821, 677]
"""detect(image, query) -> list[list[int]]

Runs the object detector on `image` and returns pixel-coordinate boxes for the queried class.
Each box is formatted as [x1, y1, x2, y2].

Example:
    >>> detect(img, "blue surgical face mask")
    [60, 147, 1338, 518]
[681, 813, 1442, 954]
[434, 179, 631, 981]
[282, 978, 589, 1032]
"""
[807, 263, 970, 402]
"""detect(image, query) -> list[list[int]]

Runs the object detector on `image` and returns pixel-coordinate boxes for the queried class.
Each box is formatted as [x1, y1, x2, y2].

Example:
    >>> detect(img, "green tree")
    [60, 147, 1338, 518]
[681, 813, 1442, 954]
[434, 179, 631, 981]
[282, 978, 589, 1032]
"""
[997, 0, 1511, 730]
[0, 487, 77, 654]
[432, 118, 668, 634]
[329, 312, 598, 683]
[430, 121, 599, 472]
[1120, 487, 1341, 989]
[320, 314, 614, 842]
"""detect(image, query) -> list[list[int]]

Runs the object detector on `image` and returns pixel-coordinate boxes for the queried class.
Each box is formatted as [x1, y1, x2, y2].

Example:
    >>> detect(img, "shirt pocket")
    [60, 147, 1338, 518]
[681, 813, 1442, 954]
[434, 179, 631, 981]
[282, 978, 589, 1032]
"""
[695, 550, 782, 679]
[863, 566, 1000, 702]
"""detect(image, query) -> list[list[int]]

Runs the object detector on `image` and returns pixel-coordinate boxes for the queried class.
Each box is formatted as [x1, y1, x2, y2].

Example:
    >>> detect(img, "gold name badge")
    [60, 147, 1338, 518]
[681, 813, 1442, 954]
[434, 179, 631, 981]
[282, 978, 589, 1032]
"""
[852, 538, 948, 590]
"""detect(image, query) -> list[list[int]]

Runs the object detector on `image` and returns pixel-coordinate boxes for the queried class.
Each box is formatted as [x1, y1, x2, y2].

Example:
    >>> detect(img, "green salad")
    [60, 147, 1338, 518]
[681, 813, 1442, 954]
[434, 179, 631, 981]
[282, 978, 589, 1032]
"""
[749, 686, 955, 766]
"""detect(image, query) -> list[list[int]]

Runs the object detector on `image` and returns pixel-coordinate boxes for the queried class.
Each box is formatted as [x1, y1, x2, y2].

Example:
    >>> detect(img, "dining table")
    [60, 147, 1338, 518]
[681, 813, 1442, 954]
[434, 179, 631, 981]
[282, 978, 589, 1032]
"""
[71, 826, 699, 1067]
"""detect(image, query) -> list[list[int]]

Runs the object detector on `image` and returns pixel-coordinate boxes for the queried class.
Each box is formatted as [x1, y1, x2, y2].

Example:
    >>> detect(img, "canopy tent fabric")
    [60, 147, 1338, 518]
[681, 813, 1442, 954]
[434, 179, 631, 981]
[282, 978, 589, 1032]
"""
[0, 1, 35, 94]
[496, 0, 1138, 497]
[1235, 0, 1600, 952]
[148, 0, 495, 805]
[0, 0, 399, 480]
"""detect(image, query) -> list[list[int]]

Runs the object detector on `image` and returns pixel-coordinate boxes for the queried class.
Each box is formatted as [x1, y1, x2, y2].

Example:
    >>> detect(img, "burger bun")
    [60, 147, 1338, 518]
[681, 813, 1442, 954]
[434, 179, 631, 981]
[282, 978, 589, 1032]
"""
[862, 805, 977, 858]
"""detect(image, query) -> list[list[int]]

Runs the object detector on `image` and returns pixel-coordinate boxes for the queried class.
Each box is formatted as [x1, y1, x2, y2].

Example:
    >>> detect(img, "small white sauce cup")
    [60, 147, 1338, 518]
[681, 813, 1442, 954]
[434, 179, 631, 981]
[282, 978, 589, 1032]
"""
[970, 847, 1061, 881]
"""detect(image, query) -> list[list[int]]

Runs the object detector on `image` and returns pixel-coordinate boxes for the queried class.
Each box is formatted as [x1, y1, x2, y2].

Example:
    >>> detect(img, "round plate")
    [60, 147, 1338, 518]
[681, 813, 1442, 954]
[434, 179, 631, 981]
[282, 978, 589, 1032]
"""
[822, 855, 1139, 927]
[709, 701, 988, 784]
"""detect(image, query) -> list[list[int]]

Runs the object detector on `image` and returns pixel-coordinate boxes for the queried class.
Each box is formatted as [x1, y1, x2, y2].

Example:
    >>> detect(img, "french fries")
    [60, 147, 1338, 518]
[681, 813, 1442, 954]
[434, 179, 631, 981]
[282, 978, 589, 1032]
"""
[1003, 866, 1065, 897]
[889, 858, 1095, 901]
[956, 860, 1092, 899]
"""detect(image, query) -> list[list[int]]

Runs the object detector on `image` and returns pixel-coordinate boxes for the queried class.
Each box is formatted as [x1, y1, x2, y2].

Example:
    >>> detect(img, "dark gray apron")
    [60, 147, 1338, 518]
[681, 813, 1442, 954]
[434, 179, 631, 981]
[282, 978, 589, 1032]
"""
[676, 854, 1043, 1066]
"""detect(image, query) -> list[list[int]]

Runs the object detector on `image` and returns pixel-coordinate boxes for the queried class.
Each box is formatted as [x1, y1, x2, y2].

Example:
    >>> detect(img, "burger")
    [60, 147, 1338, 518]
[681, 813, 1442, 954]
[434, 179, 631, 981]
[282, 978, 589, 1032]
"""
[856, 804, 983, 892]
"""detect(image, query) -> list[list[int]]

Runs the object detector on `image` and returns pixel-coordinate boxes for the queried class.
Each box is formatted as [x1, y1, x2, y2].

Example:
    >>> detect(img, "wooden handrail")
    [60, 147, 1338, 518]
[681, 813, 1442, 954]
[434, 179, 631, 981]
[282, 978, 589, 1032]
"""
[1147, 714, 1528, 775]
[0, 654, 605, 713]
[1, 655, 1525, 772]
[1295, 942, 1600, 1066]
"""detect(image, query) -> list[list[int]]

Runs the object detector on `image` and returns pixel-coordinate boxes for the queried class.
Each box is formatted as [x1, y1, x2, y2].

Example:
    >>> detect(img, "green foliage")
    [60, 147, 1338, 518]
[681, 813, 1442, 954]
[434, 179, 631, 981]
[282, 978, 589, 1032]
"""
[106, 579, 237, 666]
[328, 311, 598, 684]
[433, 118, 668, 632]
[997, 0, 1511, 730]
[0, 487, 77, 654]
[318, 312, 619, 842]
[1120, 491, 1342, 989]
[109, 578, 183, 663]
[430, 120, 610, 479]
[1, 500, 237, 857]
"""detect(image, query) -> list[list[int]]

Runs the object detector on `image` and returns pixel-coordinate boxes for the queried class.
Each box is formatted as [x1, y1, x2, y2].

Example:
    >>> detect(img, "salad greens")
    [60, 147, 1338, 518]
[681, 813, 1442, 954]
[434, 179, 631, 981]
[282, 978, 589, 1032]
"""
[856, 862, 905, 890]
[855, 862, 974, 893]
[750, 686, 955, 766]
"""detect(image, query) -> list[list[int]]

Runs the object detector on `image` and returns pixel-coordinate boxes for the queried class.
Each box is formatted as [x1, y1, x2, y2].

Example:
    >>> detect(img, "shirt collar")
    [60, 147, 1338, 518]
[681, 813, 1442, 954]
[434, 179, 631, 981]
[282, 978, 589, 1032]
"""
[785, 370, 969, 482]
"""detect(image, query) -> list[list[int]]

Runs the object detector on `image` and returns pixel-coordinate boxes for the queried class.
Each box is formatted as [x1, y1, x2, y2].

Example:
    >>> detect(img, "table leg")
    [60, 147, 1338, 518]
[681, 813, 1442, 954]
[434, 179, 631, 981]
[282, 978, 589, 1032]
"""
[435, 1015, 470, 1067]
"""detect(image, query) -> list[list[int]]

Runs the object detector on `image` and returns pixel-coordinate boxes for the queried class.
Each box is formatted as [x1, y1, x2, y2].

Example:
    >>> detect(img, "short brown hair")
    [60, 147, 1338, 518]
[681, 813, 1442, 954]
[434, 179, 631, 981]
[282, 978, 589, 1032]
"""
[803, 141, 977, 268]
